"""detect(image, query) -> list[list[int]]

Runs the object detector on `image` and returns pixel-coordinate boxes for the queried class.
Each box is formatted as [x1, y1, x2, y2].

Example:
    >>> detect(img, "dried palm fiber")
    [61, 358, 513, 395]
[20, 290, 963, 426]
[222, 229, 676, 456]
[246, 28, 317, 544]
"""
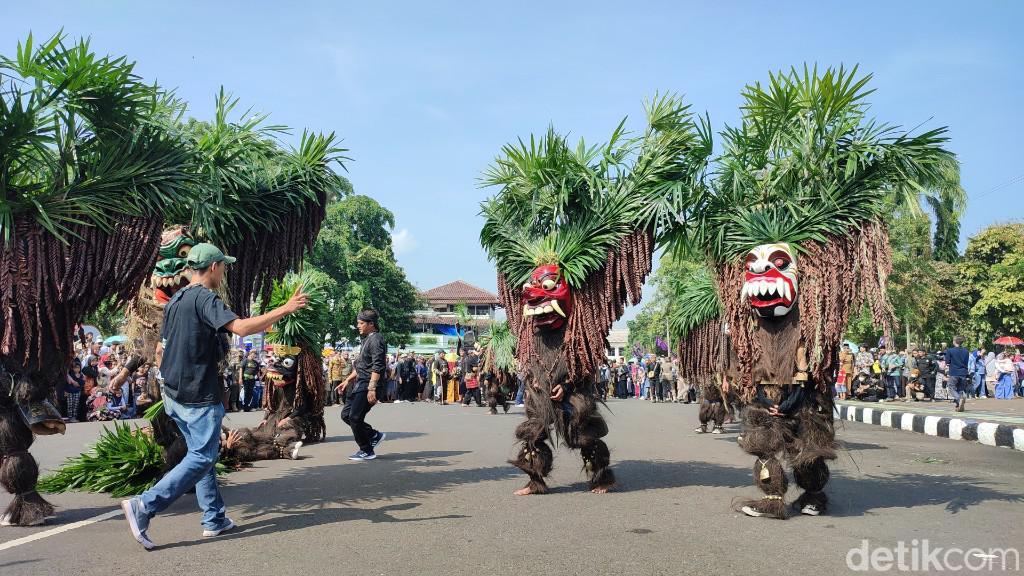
[0, 215, 162, 525]
[296, 342, 327, 442]
[717, 223, 893, 393]
[223, 193, 327, 317]
[676, 319, 722, 380]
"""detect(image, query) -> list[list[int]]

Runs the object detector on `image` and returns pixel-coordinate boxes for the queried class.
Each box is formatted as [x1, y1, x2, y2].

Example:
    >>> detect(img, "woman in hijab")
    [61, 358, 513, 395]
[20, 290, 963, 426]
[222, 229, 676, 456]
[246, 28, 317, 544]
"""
[983, 352, 998, 398]
[994, 351, 1016, 399]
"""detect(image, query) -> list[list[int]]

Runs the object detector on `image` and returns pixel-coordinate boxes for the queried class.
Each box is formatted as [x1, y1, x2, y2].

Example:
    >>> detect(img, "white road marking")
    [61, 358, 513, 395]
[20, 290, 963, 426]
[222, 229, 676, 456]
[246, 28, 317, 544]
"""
[0, 508, 121, 552]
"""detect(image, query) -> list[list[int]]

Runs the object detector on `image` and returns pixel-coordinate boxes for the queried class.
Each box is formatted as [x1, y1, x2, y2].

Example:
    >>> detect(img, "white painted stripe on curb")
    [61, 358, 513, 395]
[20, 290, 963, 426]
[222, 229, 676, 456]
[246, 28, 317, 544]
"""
[0, 508, 122, 552]
[861, 407, 874, 424]
[949, 418, 966, 440]
[924, 415, 941, 436]
[977, 422, 998, 447]
[1014, 428, 1024, 452]
[847, 407, 857, 422]
[900, 413, 915, 431]
[881, 411, 893, 428]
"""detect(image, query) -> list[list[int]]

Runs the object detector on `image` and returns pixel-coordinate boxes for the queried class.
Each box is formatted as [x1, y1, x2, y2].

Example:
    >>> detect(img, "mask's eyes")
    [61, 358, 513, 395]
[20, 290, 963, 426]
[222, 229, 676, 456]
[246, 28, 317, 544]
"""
[282, 357, 296, 369]
[178, 245, 191, 258]
[769, 251, 791, 271]
[541, 278, 556, 290]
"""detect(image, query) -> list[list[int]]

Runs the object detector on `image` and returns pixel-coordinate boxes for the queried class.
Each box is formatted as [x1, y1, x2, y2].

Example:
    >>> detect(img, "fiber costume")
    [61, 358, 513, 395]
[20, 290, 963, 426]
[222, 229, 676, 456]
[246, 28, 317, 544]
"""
[222, 345, 307, 462]
[0, 36, 194, 526]
[671, 67, 957, 518]
[479, 321, 516, 415]
[480, 96, 708, 494]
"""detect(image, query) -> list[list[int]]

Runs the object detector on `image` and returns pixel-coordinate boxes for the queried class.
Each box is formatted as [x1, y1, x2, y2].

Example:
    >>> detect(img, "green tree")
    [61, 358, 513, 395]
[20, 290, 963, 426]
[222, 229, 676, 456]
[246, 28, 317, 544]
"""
[960, 223, 1024, 339]
[305, 194, 421, 345]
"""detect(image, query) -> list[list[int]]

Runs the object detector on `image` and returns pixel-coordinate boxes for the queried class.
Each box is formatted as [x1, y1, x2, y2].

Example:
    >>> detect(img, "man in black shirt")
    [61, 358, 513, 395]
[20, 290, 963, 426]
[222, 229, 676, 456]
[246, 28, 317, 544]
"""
[121, 243, 307, 550]
[337, 309, 387, 461]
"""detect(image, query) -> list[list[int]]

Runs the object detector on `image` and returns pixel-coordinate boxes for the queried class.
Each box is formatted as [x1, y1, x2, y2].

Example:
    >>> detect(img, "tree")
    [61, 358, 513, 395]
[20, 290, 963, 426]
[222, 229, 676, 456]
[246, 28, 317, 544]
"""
[305, 194, 421, 345]
[960, 223, 1024, 339]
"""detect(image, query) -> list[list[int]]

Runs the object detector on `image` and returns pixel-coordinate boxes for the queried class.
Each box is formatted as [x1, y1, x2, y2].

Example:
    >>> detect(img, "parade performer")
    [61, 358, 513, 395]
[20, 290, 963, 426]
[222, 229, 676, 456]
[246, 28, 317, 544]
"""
[480, 95, 709, 495]
[222, 272, 331, 462]
[479, 321, 516, 415]
[0, 36, 195, 526]
[672, 66, 959, 518]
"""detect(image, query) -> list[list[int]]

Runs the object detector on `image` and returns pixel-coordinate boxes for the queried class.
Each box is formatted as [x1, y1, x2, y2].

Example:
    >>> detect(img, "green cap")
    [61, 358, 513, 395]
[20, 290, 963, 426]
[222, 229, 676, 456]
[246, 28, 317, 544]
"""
[186, 243, 236, 269]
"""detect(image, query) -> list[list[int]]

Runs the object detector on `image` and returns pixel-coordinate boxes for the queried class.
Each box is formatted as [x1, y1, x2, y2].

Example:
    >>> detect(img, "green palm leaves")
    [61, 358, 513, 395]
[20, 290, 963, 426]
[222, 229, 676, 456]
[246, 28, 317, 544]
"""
[0, 32, 194, 243]
[479, 320, 517, 373]
[666, 267, 722, 339]
[683, 65, 958, 261]
[259, 270, 330, 350]
[479, 94, 710, 287]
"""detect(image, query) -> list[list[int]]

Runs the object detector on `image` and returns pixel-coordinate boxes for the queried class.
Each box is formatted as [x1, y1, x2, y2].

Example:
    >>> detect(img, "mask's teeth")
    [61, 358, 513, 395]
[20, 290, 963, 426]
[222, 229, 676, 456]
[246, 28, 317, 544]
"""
[523, 304, 531, 317]
[550, 300, 566, 318]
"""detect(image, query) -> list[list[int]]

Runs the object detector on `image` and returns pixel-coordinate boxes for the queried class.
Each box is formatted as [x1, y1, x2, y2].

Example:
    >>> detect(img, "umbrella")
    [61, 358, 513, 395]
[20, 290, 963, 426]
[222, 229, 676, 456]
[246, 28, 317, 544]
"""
[992, 336, 1024, 346]
[103, 335, 126, 345]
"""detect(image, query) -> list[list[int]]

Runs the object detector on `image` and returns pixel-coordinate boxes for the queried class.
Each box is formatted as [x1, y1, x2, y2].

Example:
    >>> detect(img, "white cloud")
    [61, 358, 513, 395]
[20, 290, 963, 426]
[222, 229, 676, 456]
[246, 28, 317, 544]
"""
[391, 228, 416, 255]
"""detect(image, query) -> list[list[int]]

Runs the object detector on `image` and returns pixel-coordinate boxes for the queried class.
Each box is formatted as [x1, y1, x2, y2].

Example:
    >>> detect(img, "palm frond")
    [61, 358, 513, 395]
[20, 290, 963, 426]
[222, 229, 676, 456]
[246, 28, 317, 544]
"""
[258, 270, 330, 350]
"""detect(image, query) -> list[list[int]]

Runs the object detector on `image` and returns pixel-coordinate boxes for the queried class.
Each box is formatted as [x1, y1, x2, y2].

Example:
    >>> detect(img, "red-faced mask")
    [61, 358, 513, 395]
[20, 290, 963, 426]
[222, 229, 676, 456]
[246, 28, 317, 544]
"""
[522, 264, 572, 330]
[742, 242, 798, 318]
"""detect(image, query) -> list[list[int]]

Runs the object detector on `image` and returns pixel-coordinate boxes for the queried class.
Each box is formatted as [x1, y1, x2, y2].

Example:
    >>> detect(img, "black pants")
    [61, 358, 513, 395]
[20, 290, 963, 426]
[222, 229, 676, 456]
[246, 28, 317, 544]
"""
[463, 387, 482, 406]
[227, 379, 240, 410]
[341, 389, 378, 453]
[243, 379, 256, 410]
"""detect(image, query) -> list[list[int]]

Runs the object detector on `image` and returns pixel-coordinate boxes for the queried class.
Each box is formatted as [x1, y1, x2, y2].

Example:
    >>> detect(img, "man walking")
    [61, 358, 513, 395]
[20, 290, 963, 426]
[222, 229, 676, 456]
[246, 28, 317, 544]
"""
[338, 309, 387, 460]
[945, 335, 971, 412]
[121, 243, 308, 549]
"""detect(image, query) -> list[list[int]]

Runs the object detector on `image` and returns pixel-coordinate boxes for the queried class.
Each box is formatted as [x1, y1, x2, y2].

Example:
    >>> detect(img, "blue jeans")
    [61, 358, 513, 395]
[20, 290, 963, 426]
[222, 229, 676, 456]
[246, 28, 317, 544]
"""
[972, 373, 987, 397]
[139, 396, 227, 531]
[514, 379, 525, 404]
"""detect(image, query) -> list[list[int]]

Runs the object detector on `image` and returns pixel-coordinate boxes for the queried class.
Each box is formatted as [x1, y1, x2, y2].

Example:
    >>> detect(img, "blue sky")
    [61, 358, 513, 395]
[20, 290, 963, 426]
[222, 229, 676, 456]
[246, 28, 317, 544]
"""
[4, 1, 1022, 323]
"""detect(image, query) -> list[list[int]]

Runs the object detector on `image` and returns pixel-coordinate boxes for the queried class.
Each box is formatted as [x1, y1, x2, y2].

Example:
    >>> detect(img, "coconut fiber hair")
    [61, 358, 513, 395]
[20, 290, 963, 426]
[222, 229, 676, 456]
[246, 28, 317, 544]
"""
[482, 94, 711, 380]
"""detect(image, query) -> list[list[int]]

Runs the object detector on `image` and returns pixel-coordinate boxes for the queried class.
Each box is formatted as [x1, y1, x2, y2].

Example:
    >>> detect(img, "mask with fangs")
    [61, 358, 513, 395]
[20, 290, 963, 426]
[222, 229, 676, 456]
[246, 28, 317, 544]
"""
[742, 242, 798, 318]
[150, 227, 196, 305]
[522, 264, 572, 330]
[265, 344, 301, 388]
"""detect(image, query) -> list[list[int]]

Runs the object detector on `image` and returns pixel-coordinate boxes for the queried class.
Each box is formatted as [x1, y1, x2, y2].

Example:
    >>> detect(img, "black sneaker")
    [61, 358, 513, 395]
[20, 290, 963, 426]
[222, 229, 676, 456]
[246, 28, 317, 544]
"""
[371, 431, 386, 449]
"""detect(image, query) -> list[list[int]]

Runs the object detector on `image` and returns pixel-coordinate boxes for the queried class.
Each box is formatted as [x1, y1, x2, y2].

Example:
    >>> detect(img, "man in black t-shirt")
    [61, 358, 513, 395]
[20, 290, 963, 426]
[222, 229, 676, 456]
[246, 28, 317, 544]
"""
[337, 309, 388, 460]
[121, 243, 307, 550]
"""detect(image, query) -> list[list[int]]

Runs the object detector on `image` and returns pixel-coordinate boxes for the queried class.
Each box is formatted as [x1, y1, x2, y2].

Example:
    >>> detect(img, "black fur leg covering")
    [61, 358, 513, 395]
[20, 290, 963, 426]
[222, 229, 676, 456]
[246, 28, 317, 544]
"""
[700, 401, 726, 426]
[580, 440, 615, 491]
[487, 384, 499, 415]
[738, 456, 789, 519]
[0, 401, 54, 526]
[698, 400, 712, 425]
[790, 402, 838, 468]
[510, 418, 553, 493]
[737, 406, 791, 459]
[792, 458, 830, 515]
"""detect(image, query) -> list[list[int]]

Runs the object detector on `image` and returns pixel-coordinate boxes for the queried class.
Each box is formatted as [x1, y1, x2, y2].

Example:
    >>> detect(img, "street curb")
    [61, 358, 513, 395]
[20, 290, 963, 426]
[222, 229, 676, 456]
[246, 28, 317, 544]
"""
[836, 404, 1024, 452]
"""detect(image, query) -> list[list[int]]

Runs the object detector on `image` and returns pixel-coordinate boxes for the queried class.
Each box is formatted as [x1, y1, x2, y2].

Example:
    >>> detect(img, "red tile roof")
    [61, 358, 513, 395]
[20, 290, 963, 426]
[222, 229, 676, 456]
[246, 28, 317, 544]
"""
[420, 280, 499, 305]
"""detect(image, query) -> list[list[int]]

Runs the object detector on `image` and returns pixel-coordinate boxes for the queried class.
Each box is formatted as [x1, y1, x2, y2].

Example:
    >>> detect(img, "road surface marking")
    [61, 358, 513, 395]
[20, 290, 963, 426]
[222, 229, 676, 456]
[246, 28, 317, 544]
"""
[0, 508, 121, 552]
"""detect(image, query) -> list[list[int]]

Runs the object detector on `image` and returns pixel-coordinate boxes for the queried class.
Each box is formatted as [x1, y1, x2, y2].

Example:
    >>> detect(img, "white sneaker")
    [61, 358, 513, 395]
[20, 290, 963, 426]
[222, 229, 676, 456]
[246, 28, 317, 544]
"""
[741, 505, 764, 517]
[800, 504, 821, 516]
[290, 441, 303, 460]
[202, 519, 237, 537]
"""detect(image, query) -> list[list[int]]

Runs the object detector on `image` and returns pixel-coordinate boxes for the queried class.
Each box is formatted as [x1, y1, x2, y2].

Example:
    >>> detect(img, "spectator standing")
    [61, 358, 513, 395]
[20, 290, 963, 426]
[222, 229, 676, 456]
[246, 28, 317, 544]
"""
[968, 348, 987, 398]
[240, 351, 261, 412]
[432, 351, 450, 405]
[944, 336, 971, 412]
[656, 355, 672, 403]
[327, 351, 345, 406]
[462, 366, 483, 407]
[65, 360, 84, 422]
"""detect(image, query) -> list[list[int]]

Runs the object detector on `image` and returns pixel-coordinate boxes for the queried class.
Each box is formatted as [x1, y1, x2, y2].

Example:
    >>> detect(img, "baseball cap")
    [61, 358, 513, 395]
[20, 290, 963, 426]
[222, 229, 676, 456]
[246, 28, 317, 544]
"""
[186, 243, 236, 269]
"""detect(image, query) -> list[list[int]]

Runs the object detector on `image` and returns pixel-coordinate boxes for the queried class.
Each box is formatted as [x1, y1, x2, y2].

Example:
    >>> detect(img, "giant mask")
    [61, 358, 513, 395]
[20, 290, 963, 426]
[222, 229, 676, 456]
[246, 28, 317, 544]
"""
[151, 227, 196, 305]
[264, 344, 300, 388]
[742, 242, 798, 318]
[522, 264, 572, 330]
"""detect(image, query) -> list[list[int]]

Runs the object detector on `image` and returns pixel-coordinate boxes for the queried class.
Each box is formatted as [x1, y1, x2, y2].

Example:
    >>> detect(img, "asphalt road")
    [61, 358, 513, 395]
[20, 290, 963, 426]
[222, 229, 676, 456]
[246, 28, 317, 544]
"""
[2, 399, 1022, 576]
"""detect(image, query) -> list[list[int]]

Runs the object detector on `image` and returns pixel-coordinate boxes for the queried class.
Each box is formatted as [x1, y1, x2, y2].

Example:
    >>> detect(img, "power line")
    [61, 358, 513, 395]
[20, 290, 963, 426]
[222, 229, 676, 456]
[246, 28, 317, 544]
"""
[972, 172, 1024, 200]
